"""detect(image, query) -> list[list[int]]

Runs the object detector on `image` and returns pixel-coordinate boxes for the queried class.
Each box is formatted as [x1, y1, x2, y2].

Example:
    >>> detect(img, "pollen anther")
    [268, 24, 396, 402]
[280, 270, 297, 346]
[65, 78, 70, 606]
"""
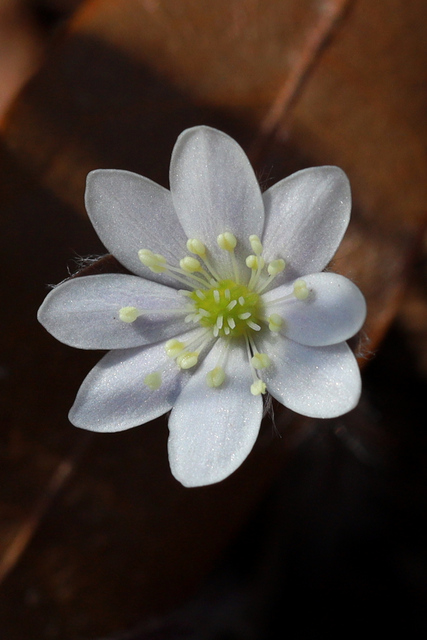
[293, 279, 310, 300]
[249, 235, 263, 255]
[180, 256, 202, 273]
[165, 339, 185, 358]
[217, 232, 237, 251]
[251, 379, 266, 396]
[119, 306, 139, 323]
[251, 353, 271, 369]
[177, 351, 199, 369]
[138, 249, 167, 273]
[268, 313, 283, 332]
[246, 255, 265, 270]
[187, 238, 206, 257]
[267, 259, 286, 276]
[144, 372, 162, 390]
[206, 366, 226, 388]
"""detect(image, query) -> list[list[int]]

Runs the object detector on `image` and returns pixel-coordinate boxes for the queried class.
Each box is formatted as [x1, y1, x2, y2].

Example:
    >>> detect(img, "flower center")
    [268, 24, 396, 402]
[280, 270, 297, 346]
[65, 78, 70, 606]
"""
[123, 231, 311, 396]
[189, 279, 262, 338]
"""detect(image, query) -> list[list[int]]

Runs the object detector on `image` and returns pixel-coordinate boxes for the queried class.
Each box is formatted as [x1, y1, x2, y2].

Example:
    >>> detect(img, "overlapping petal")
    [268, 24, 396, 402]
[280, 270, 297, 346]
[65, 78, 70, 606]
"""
[170, 126, 265, 278]
[69, 333, 200, 432]
[37, 274, 189, 349]
[263, 272, 366, 347]
[257, 335, 361, 419]
[85, 170, 188, 288]
[168, 339, 263, 487]
[262, 167, 351, 285]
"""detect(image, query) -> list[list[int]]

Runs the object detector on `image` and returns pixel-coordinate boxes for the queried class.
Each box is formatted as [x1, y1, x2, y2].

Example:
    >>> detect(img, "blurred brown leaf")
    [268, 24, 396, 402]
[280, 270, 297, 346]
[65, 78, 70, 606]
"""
[1, 0, 427, 638]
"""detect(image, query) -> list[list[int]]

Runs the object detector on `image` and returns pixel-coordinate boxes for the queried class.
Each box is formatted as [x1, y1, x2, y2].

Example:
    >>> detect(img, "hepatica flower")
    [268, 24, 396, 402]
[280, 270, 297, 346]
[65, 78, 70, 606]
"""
[38, 126, 366, 487]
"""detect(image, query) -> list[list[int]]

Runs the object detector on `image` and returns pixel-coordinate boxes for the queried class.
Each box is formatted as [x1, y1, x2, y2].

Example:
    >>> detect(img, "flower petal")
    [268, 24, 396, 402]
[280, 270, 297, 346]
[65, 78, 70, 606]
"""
[262, 167, 351, 284]
[169, 126, 264, 278]
[85, 169, 188, 287]
[69, 335, 198, 432]
[168, 338, 263, 487]
[257, 335, 361, 418]
[263, 272, 366, 347]
[38, 274, 189, 349]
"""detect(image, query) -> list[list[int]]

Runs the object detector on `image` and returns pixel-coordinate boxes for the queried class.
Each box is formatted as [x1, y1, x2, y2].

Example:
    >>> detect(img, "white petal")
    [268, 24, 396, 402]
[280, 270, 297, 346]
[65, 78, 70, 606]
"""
[169, 126, 264, 278]
[263, 273, 366, 347]
[85, 170, 188, 287]
[168, 338, 263, 487]
[262, 167, 351, 285]
[69, 335, 198, 432]
[38, 274, 189, 349]
[257, 335, 361, 418]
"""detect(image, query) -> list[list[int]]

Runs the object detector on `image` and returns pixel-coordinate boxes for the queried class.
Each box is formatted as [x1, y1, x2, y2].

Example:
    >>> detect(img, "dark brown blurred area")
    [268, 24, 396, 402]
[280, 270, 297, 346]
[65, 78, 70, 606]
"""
[1, 1, 427, 638]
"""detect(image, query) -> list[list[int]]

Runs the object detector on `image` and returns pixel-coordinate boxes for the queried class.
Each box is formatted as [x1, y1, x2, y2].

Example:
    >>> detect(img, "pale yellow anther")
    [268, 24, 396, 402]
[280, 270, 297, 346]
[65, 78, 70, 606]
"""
[143, 372, 162, 390]
[138, 249, 167, 273]
[186, 238, 206, 257]
[251, 379, 267, 396]
[177, 351, 199, 370]
[206, 366, 226, 388]
[249, 235, 263, 255]
[246, 255, 265, 270]
[268, 313, 283, 332]
[217, 232, 237, 251]
[165, 339, 185, 358]
[180, 256, 202, 273]
[267, 259, 286, 276]
[119, 306, 139, 323]
[251, 353, 271, 369]
[293, 279, 310, 300]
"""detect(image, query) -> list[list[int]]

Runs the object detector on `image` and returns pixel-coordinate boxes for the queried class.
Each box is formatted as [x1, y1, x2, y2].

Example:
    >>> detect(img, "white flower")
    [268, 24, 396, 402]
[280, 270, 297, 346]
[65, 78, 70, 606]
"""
[38, 126, 366, 487]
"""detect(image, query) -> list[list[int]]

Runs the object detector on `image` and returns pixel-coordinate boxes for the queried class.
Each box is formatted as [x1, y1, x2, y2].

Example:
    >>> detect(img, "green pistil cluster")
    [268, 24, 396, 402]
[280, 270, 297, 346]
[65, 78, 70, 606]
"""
[190, 279, 262, 338]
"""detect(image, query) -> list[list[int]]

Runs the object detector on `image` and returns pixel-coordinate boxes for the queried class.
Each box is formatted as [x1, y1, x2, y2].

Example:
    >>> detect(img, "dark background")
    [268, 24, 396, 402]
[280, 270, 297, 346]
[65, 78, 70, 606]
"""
[0, 1, 427, 638]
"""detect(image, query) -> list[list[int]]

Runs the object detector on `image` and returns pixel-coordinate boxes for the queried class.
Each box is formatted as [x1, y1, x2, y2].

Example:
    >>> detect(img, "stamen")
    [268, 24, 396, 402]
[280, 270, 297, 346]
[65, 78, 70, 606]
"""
[119, 306, 140, 323]
[267, 259, 286, 276]
[177, 351, 199, 369]
[213, 290, 220, 303]
[238, 312, 251, 320]
[206, 366, 226, 388]
[246, 255, 265, 270]
[227, 318, 236, 329]
[293, 279, 310, 300]
[245, 335, 267, 397]
[165, 339, 185, 358]
[198, 308, 211, 317]
[180, 256, 202, 273]
[217, 232, 240, 282]
[238, 296, 245, 306]
[251, 379, 267, 396]
[224, 326, 230, 335]
[251, 353, 271, 369]
[217, 232, 237, 251]
[196, 290, 206, 299]
[268, 313, 283, 332]
[255, 259, 286, 294]
[138, 249, 167, 273]
[186, 238, 206, 258]
[216, 315, 223, 329]
[144, 372, 162, 390]
[249, 234, 263, 255]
